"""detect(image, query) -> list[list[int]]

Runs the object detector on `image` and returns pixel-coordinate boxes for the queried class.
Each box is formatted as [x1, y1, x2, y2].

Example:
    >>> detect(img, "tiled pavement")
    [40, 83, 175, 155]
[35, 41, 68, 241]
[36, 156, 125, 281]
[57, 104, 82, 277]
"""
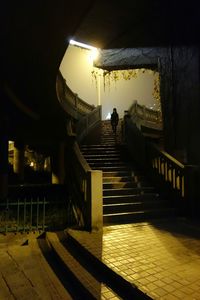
[1, 218, 200, 299]
[68, 218, 200, 300]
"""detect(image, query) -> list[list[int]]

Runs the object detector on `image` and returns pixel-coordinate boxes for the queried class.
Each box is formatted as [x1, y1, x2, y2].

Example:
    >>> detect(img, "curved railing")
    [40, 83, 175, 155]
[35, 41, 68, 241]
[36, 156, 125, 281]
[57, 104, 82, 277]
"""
[56, 72, 102, 231]
[56, 71, 101, 141]
[76, 106, 102, 143]
[127, 100, 163, 133]
[56, 71, 95, 118]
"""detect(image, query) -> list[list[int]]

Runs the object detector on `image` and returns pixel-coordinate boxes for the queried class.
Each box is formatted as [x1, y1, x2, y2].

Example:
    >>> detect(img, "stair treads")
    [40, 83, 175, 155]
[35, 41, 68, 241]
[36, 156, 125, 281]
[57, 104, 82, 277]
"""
[103, 187, 155, 196]
[103, 193, 160, 203]
[62, 231, 152, 300]
[81, 120, 174, 225]
[103, 176, 133, 182]
[38, 234, 96, 299]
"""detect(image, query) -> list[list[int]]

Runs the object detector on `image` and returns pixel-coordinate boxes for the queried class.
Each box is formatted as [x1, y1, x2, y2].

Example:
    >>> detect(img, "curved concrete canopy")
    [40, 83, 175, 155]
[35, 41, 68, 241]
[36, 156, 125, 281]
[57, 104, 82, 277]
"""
[1, 0, 199, 142]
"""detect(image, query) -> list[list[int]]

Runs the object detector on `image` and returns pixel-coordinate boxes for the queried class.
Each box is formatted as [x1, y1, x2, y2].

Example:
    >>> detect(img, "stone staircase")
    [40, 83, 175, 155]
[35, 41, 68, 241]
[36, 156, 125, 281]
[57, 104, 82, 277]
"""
[37, 231, 151, 299]
[81, 120, 174, 225]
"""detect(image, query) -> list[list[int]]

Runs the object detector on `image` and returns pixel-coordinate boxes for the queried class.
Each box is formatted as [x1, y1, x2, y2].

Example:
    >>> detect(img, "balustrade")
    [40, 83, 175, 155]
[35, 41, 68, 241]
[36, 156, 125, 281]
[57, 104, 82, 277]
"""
[128, 100, 162, 130]
[67, 141, 103, 231]
[124, 114, 199, 215]
[148, 145, 185, 199]
[56, 71, 95, 116]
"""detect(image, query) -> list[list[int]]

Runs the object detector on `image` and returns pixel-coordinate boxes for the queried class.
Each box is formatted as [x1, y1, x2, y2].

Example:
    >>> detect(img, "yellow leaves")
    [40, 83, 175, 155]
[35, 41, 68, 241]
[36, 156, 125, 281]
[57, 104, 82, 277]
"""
[91, 68, 161, 110]
[152, 72, 161, 111]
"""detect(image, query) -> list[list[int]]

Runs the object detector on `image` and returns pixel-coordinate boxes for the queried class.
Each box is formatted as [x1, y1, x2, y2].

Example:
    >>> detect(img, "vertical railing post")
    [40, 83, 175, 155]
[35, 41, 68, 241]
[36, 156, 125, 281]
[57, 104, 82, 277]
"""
[86, 170, 103, 231]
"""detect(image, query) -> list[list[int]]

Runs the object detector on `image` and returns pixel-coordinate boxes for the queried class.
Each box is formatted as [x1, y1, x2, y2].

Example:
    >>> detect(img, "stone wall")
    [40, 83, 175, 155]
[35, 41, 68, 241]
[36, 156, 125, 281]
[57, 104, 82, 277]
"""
[160, 46, 200, 164]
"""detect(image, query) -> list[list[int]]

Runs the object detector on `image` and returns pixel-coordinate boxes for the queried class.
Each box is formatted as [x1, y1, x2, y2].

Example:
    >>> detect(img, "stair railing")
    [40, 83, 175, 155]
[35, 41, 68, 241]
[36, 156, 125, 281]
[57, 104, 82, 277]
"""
[147, 144, 185, 199]
[147, 144, 199, 215]
[56, 71, 95, 119]
[124, 115, 199, 216]
[76, 105, 102, 143]
[67, 140, 103, 231]
[128, 100, 163, 130]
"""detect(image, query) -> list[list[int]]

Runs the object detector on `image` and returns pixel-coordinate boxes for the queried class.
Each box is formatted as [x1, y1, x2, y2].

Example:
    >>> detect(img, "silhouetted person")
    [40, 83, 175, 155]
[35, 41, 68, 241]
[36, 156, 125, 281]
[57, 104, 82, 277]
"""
[111, 108, 119, 134]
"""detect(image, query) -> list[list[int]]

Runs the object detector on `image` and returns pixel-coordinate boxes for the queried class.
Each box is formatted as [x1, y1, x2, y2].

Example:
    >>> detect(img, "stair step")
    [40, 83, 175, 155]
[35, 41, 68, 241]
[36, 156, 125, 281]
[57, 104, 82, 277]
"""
[81, 149, 120, 153]
[103, 200, 169, 214]
[103, 187, 155, 196]
[89, 163, 128, 169]
[91, 164, 130, 170]
[103, 181, 153, 189]
[103, 208, 175, 224]
[80, 120, 174, 225]
[103, 171, 135, 177]
[86, 158, 122, 163]
[65, 231, 150, 299]
[103, 176, 133, 183]
[38, 233, 95, 299]
[81, 145, 118, 150]
[83, 153, 120, 158]
[103, 193, 160, 204]
[103, 182, 138, 189]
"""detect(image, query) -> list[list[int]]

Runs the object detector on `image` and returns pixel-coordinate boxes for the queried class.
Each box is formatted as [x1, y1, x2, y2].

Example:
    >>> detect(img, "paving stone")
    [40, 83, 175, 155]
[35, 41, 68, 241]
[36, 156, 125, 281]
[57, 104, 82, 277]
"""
[69, 218, 200, 299]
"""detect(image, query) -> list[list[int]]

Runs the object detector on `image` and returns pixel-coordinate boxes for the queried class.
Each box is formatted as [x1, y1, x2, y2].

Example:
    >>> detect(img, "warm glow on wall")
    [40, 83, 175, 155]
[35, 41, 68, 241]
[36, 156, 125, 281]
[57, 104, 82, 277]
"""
[88, 48, 99, 64]
[69, 39, 99, 65]
[60, 44, 159, 119]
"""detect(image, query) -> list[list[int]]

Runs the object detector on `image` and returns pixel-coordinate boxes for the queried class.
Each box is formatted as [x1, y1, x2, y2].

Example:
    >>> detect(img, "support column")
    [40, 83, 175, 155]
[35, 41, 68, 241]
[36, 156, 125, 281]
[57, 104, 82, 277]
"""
[0, 83, 9, 200]
[51, 142, 65, 184]
[0, 133, 8, 201]
[13, 141, 25, 182]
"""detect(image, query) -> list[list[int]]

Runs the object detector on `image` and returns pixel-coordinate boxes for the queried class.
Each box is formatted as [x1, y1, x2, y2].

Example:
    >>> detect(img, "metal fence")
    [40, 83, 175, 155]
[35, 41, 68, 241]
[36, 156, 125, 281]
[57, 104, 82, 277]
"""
[0, 197, 48, 233]
[0, 184, 75, 234]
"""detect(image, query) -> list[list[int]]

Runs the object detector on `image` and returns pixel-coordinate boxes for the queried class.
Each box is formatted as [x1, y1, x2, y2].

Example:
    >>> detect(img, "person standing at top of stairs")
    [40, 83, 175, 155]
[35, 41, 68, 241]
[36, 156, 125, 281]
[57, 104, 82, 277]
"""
[110, 108, 119, 134]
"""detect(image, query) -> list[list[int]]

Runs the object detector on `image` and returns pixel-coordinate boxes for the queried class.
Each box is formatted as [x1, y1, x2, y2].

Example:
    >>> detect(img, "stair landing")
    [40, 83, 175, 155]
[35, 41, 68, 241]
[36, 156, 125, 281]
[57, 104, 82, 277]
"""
[68, 218, 200, 300]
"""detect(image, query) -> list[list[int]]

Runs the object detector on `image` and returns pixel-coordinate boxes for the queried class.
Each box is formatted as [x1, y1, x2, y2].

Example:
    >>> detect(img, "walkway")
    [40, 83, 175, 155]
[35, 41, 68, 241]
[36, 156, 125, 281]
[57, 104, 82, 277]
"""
[1, 218, 200, 299]
[68, 218, 200, 299]
[0, 233, 72, 300]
